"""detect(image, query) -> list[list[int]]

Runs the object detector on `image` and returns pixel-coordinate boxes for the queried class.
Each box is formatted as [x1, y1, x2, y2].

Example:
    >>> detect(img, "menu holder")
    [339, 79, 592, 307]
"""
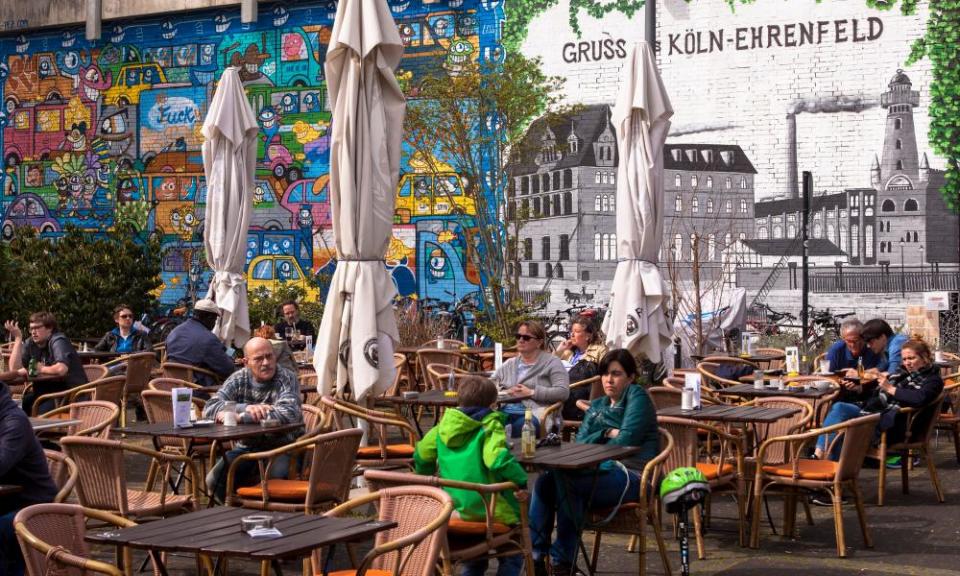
[495, 342, 503, 371]
[683, 372, 702, 410]
[171, 387, 193, 428]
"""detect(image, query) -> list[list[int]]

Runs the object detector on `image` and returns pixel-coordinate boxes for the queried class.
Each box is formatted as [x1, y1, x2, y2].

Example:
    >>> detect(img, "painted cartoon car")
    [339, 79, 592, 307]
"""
[251, 179, 294, 230]
[247, 254, 319, 300]
[279, 177, 331, 232]
[1, 193, 61, 240]
[102, 62, 187, 106]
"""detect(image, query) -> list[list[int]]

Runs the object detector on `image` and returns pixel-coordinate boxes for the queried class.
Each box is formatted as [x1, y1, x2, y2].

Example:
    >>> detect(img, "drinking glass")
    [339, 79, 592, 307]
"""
[285, 327, 294, 341]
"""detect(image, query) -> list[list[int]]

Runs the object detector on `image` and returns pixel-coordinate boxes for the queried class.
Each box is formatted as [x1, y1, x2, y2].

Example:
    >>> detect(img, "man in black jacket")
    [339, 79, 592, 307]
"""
[273, 300, 315, 351]
[0, 382, 57, 576]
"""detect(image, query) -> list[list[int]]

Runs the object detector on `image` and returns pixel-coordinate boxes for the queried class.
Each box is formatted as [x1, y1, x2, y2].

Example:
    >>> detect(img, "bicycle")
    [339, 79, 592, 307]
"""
[805, 307, 854, 351]
[747, 303, 797, 336]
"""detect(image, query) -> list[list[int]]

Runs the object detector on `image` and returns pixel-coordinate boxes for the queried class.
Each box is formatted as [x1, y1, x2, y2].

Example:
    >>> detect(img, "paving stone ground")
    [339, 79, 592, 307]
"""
[95, 422, 960, 575]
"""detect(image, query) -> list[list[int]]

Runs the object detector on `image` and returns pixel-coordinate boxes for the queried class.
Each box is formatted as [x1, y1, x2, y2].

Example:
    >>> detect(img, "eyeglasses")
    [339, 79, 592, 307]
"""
[515, 333, 538, 342]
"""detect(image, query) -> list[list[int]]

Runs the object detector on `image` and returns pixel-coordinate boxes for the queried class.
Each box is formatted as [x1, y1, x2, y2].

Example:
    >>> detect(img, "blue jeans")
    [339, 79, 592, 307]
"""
[1, 510, 24, 576]
[504, 412, 540, 438]
[529, 467, 640, 567]
[460, 554, 524, 576]
[816, 402, 863, 460]
[206, 447, 290, 503]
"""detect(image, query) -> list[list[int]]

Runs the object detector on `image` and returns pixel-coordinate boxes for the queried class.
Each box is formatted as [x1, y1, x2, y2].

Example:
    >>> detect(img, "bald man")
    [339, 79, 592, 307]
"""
[203, 337, 303, 501]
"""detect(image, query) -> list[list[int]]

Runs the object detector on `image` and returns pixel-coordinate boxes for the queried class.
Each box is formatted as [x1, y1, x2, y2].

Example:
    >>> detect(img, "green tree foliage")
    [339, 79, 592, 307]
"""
[403, 54, 569, 342]
[2, 226, 162, 338]
[906, 0, 960, 211]
[247, 284, 323, 334]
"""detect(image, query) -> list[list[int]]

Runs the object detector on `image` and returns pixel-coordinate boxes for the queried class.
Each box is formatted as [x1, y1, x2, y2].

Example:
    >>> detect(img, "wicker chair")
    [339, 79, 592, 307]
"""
[311, 485, 454, 576]
[364, 469, 533, 576]
[14, 503, 138, 576]
[866, 390, 947, 506]
[754, 347, 786, 371]
[61, 435, 197, 520]
[750, 413, 881, 557]
[585, 429, 675, 576]
[105, 351, 157, 426]
[83, 364, 109, 382]
[39, 400, 119, 438]
[320, 396, 418, 472]
[424, 363, 475, 392]
[160, 361, 223, 386]
[44, 449, 78, 503]
[657, 416, 746, 555]
[299, 371, 320, 406]
[936, 377, 960, 463]
[781, 374, 841, 427]
[71, 375, 126, 407]
[140, 389, 210, 493]
[421, 338, 467, 349]
[226, 428, 363, 514]
[697, 356, 759, 391]
[147, 377, 202, 392]
[418, 350, 478, 391]
[28, 377, 109, 417]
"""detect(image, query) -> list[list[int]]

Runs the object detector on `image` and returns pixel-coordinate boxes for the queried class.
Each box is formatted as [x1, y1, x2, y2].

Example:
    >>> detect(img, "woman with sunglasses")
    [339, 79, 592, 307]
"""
[492, 320, 570, 437]
[94, 304, 150, 353]
[528, 349, 659, 576]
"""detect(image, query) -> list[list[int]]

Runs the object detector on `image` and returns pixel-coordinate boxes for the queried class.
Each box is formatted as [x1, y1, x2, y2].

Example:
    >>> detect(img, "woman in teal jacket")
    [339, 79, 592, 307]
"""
[528, 349, 659, 576]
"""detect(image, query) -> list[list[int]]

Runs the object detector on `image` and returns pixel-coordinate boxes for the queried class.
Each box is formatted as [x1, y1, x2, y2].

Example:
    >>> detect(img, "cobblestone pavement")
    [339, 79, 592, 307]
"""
[93, 427, 960, 575]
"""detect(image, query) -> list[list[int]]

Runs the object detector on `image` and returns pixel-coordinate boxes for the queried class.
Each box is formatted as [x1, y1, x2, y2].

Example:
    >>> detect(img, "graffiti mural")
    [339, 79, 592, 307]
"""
[0, 0, 504, 307]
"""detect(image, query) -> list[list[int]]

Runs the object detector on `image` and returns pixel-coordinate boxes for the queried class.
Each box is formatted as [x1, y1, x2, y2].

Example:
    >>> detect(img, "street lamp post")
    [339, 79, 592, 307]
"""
[900, 238, 905, 296]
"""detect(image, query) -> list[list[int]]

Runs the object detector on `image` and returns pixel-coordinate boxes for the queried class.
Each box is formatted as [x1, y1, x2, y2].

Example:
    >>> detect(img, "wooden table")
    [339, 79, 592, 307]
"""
[30, 416, 84, 432]
[0, 371, 62, 385]
[77, 350, 122, 365]
[722, 382, 836, 400]
[657, 404, 800, 424]
[86, 505, 395, 576]
[692, 351, 785, 364]
[383, 389, 523, 435]
[935, 359, 960, 371]
[0, 484, 23, 497]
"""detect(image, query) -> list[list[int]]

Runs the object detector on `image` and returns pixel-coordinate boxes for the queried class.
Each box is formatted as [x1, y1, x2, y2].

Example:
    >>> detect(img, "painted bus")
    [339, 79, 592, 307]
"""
[2, 95, 97, 166]
[142, 151, 204, 240]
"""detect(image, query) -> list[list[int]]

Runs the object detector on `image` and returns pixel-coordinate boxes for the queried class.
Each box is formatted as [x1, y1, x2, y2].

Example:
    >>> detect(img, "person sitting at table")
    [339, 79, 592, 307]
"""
[554, 315, 607, 420]
[861, 318, 910, 376]
[202, 337, 303, 502]
[528, 349, 659, 576]
[273, 300, 316, 351]
[93, 304, 150, 354]
[414, 376, 528, 576]
[0, 382, 58, 576]
[4, 313, 87, 416]
[491, 320, 569, 437]
[814, 339, 943, 465]
[164, 299, 237, 387]
[253, 324, 297, 376]
[824, 318, 881, 376]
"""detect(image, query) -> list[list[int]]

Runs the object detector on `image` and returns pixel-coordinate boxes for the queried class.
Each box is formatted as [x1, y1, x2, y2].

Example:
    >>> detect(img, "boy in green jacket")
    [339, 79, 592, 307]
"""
[414, 376, 528, 576]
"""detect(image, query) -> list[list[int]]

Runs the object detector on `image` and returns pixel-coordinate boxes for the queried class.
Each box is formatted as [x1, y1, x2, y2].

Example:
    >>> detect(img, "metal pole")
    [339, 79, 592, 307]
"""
[645, 0, 657, 48]
[900, 239, 905, 296]
[801, 172, 811, 355]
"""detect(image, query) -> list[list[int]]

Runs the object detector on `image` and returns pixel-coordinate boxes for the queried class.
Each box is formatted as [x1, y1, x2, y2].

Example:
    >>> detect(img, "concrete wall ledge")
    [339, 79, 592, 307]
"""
[1, 0, 255, 34]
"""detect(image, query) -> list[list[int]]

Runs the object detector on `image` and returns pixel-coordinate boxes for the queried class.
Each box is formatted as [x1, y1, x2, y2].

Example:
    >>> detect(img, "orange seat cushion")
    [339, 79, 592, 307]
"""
[447, 518, 513, 535]
[356, 444, 415, 458]
[762, 459, 837, 481]
[696, 461, 734, 480]
[235, 479, 338, 501]
[325, 570, 393, 576]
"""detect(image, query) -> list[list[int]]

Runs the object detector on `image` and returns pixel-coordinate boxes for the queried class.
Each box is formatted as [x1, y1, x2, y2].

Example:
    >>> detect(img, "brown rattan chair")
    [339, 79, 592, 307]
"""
[697, 356, 759, 391]
[421, 338, 467, 349]
[750, 413, 881, 557]
[424, 363, 475, 392]
[226, 428, 363, 514]
[39, 400, 119, 438]
[107, 351, 157, 426]
[140, 389, 211, 493]
[43, 449, 78, 504]
[14, 503, 138, 576]
[147, 377, 202, 392]
[364, 469, 533, 576]
[61, 435, 197, 520]
[299, 371, 320, 406]
[301, 403, 330, 436]
[585, 429, 674, 576]
[311, 485, 454, 576]
[320, 396, 418, 471]
[648, 386, 683, 410]
[657, 416, 746, 554]
[160, 361, 223, 385]
[83, 364, 109, 382]
[419, 350, 478, 391]
[866, 390, 947, 506]
[71, 375, 127, 408]
[754, 347, 786, 371]
[781, 375, 841, 427]
[935, 375, 960, 463]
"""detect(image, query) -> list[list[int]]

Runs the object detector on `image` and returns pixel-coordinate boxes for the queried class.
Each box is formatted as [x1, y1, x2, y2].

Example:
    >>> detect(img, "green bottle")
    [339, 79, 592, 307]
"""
[28, 357, 38, 377]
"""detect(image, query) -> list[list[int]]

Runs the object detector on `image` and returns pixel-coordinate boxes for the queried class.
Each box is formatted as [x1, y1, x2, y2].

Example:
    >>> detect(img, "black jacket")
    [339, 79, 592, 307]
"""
[873, 364, 944, 444]
[94, 328, 151, 353]
[0, 384, 57, 514]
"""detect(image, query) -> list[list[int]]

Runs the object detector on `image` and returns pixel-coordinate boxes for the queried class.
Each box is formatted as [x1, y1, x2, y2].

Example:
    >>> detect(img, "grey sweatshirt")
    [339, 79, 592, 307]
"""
[492, 351, 570, 418]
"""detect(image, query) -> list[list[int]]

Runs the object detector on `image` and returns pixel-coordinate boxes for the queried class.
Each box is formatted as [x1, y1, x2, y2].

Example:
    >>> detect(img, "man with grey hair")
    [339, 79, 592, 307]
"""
[824, 317, 881, 375]
[203, 337, 303, 502]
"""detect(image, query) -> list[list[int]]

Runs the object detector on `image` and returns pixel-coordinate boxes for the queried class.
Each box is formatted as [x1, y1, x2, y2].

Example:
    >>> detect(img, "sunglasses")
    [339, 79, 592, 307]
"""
[515, 333, 538, 342]
[118, 314, 134, 319]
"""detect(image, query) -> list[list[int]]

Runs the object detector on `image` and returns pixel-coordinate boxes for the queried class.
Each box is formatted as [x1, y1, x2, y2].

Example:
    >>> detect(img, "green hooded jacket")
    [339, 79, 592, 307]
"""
[414, 409, 528, 525]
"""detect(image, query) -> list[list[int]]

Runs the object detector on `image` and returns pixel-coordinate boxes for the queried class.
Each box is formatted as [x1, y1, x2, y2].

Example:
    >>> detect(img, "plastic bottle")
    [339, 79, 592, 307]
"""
[521, 409, 537, 458]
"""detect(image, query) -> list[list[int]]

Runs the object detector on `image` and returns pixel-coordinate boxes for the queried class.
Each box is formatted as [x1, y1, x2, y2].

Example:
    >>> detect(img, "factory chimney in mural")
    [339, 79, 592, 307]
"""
[785, 113, 799, 199]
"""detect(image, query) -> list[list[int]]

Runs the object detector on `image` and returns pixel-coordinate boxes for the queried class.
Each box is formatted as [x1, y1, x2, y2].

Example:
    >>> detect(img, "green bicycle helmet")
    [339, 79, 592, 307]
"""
[660, 467, 710, 514]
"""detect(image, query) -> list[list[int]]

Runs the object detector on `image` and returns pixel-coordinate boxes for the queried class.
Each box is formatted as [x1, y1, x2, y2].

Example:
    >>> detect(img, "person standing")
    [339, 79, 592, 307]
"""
[4, 313, 87, 415]
[164, 299, 237, 386]
[273, 301, 315, 351]
[0, 382, 57, 576]
[94, 304, 150, 353]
